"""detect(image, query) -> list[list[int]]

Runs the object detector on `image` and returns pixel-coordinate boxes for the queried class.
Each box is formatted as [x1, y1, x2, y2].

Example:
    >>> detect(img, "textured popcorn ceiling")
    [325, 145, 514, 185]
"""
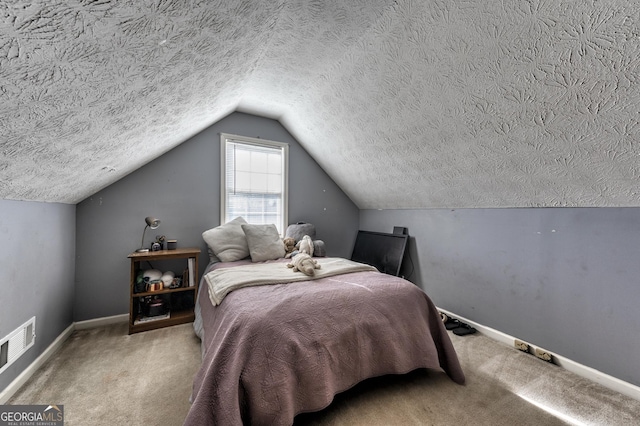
[1, 1, 639, 208]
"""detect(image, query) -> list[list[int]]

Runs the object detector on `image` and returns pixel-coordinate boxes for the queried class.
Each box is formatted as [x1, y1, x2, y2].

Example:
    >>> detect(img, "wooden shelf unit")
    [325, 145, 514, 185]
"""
[127, 248, 200, 334]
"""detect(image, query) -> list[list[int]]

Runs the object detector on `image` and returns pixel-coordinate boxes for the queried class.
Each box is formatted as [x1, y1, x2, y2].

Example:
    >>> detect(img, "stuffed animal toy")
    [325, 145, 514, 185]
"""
[285, 222, 327, 257]
[283, 237, 296, 258]
[296, 235, 314, 257]
[287, 252, 321, 276]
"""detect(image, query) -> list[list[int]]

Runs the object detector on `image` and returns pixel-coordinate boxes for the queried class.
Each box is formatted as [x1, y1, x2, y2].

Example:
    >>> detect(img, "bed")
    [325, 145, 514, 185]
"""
[184, 220, 464, 425]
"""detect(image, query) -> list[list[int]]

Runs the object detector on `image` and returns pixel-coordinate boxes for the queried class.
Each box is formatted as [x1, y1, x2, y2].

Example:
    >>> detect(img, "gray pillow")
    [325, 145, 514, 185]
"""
[242, 224, 286, 262]
[313, 240, 326, 257]
[285, 222, 317, 242]
[202, 217, 249, 262]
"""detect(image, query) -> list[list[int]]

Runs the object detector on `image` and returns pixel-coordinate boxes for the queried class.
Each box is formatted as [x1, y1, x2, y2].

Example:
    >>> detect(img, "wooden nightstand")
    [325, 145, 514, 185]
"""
[127, 248, 200, 334]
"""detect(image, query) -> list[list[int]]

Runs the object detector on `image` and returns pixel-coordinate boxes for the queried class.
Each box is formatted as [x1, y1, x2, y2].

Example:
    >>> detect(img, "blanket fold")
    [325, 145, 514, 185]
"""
[205, 257, 377, 306]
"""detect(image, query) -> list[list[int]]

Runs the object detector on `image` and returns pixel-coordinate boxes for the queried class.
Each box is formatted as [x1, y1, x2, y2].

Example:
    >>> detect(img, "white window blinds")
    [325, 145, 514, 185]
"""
[221, 133, 288, 234]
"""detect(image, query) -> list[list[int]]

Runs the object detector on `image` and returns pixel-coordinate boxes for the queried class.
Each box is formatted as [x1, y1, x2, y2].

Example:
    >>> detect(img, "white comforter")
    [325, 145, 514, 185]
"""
[204, 257, 377, 305]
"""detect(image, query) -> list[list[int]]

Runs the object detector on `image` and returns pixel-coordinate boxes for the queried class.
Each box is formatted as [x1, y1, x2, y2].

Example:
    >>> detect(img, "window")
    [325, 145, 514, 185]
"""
[220, 133, 288, 234]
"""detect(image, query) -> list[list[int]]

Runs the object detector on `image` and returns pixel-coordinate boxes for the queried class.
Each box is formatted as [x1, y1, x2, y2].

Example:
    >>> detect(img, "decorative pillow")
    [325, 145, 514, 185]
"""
[206, 248, 221, 264]
[202, 217, 249, 262]
[241, 224, 286, 262]
[313, 240, 326, 257]
[285, 222, 317, 242]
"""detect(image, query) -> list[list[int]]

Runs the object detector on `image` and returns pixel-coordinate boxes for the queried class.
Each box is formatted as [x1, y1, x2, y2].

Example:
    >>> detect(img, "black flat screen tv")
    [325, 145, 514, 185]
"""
[350, 230, 408, 277]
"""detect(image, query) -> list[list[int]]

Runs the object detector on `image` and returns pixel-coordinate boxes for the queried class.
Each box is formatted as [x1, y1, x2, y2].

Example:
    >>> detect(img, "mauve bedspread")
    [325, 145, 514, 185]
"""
[185, 259, 464, 426]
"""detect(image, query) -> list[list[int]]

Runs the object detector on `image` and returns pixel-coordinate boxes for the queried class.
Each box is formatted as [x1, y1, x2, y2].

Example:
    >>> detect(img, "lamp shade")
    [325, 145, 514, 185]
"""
[145, 216, 161, 229]
[136, 216, 161, 252]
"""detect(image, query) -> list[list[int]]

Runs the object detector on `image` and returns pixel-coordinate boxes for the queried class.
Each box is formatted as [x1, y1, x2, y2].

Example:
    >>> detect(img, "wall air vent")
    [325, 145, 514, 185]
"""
[0, 317, 36, 375]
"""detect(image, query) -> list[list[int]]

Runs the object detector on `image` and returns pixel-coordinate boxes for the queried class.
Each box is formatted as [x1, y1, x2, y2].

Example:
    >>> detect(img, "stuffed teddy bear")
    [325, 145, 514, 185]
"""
[285, 222, 326, 257]
[283, 237, 296, 258]
[287, 252, 321, 276]
[285, 234, 315, 259]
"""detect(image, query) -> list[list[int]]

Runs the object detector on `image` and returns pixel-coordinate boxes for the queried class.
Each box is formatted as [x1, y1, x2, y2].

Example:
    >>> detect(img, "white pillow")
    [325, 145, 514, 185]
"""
[241, 224, 286, 262]
[202, 217, 249, 262]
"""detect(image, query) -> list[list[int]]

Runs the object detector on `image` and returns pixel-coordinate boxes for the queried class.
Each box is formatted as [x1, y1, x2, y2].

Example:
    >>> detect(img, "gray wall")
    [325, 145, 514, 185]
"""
[75, 112, 359, 321]
[360, 207, 640, 387]
[0, 199, 75, 391]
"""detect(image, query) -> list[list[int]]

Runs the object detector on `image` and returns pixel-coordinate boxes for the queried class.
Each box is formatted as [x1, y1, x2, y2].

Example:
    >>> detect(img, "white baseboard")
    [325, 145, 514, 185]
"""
[438, 308, 640, 402]
[74, 314, 128, 330]
[0, 323, 74, 404]
[0, 314, 129, 404]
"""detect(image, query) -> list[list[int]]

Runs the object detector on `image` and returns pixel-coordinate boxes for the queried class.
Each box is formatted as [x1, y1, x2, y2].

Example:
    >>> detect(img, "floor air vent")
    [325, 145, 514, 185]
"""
[0, 317, 36, 375]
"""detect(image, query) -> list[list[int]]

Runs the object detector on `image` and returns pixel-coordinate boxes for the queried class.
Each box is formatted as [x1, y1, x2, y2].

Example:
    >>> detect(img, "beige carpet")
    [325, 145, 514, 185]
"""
[7, 322, 640, 425]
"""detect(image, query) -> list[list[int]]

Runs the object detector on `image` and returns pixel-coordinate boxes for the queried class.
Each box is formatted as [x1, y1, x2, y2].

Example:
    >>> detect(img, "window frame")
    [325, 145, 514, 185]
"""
[220, 133, 289, 234]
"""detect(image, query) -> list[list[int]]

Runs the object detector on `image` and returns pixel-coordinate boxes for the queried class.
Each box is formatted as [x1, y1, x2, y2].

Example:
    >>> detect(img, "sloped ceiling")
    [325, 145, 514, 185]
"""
[1, 0, 639, 208]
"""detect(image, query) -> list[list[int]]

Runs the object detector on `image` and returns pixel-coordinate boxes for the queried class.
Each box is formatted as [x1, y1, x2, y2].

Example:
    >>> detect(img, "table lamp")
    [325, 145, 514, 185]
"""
[136, 216, 161, 253]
